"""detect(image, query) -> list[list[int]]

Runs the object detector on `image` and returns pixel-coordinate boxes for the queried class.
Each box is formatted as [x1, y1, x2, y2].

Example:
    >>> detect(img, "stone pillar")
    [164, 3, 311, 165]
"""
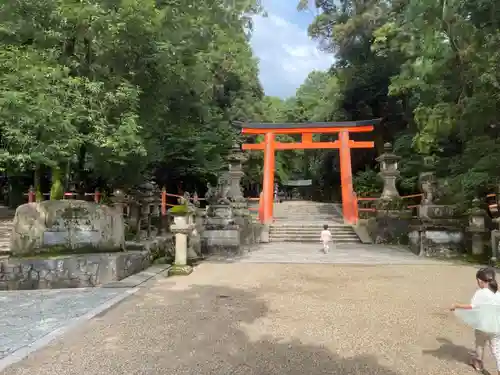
[110, 189, 127, 249]
[168, 214, 194, 276]
[467, 198, 487, 257]
[376, 142, 401, 201]
[492, 219, 500, 263]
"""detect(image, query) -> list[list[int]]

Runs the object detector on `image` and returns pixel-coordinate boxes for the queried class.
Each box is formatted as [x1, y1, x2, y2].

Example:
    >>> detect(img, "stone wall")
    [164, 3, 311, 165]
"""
[366, 212, 412, 245]
[201, 219, 263, 256]
[408, 227, 464, 257]
[0, 251, 151, 290]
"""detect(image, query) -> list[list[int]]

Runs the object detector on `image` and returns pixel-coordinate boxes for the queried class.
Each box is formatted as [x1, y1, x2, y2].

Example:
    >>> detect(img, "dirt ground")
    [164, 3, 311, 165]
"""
[0, 262, 492, 375]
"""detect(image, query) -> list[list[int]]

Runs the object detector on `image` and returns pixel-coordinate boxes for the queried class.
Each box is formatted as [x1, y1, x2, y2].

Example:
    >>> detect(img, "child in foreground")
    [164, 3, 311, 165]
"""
[451, 267, 500, 373]
[320, 224, 332, 254]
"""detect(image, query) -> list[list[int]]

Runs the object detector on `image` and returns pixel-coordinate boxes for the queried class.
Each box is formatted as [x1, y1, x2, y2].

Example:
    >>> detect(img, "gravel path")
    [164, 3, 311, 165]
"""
[0, 263, 490, 375]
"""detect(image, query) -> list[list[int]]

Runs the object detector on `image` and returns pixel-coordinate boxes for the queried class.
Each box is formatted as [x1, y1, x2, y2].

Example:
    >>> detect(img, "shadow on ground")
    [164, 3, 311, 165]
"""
[126, 282, 405, 375]
[422, 337, 483, 374]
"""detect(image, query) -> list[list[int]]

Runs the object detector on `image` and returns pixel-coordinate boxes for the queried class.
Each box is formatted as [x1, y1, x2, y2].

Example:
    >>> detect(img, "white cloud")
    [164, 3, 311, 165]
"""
[250, 13, 334, 98]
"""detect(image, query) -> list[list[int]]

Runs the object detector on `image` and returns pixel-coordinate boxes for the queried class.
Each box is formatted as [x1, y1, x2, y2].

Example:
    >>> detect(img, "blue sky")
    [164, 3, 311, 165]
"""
[250, 0, 334, 98]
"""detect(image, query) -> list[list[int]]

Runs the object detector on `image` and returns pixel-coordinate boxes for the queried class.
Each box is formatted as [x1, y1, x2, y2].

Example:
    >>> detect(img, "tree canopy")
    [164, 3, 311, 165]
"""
[1, 0, 499, 206]
[244, 0, 500, 204]
[0, 0, 265, 194]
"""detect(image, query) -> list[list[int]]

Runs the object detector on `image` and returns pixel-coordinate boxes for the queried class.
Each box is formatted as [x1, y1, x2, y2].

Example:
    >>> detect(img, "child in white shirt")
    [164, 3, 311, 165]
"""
[451, 267, 500, 373]
[320, 224, 332, 254]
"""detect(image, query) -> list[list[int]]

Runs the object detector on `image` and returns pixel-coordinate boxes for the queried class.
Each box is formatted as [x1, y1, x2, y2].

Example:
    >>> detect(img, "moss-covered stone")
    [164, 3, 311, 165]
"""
[12, 245, 124, 259]
[11, 200, 125, 256]
[169, 204, 190, 215]
[168, 264, 193, 276]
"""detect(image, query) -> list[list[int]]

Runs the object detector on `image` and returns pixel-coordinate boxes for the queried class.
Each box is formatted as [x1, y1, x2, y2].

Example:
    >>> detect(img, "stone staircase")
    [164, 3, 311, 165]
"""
[0, 205, 14, 257]
[269, 200, 360, 244]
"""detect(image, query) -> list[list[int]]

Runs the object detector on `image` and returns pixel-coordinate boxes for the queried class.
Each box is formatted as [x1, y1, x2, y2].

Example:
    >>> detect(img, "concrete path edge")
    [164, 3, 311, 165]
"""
[0, 288, 140, 372]
[0, 265, 170, 372]
[0, 264, 173, 372]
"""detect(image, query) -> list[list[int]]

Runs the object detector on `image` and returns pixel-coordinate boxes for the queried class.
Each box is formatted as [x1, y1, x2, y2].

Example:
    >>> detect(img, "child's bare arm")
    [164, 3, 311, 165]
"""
[450, 303, 472, 311]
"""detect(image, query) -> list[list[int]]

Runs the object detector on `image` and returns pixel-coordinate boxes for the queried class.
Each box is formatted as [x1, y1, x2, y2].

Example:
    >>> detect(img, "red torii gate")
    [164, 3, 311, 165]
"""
[239, 119, 381, 225]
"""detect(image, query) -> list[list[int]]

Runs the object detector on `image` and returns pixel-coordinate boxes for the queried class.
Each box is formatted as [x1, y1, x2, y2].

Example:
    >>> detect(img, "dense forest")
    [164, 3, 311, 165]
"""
[0, 0, 499, 208]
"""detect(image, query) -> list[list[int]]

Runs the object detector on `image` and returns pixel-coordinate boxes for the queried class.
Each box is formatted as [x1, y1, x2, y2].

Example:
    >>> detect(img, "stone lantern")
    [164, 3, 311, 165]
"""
[227, 141, 247, 203]
[111, 188, 127, 214]
[376, 142, 401, 200]
[467, 198, 487, 257]
[140, 182, 156, 239]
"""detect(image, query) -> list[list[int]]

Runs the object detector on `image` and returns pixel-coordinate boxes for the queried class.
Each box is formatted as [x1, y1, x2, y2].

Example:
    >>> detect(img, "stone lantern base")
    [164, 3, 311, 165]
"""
[408, 206, 464, 257]
[168, 264, 193, 276]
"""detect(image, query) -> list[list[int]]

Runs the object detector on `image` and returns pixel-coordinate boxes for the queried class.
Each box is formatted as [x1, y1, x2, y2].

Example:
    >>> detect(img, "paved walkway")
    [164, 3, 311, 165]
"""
[219, 243, 443, 265]
[0, 288, 137, 371]
[0, 261, 490, 375]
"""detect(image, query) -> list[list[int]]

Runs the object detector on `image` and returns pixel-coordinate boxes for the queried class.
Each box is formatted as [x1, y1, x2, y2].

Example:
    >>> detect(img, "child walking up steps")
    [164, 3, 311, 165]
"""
[320, 224, 332, 254]
[451, 267, 500, 373]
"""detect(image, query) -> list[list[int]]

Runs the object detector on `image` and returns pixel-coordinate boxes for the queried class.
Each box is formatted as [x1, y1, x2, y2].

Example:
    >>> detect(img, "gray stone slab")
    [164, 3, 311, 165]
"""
[0, 287, 138, 371]
[102, 264, 171, 288]
[221, 243, 447, 265]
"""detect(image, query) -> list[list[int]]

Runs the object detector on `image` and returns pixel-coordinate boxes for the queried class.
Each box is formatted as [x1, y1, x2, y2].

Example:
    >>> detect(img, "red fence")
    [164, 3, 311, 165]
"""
[23, 187, 267, 221]
[24, 187, 209, 216]
[354, 193, 424, 220]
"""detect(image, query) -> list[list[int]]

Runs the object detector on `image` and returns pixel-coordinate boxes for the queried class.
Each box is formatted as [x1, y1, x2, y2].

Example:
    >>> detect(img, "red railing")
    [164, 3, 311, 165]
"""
[24, 186, 265, 221]
[354, 193, 424, 220]
[487, 193, 498, 215]
[24, 187, 208, 216]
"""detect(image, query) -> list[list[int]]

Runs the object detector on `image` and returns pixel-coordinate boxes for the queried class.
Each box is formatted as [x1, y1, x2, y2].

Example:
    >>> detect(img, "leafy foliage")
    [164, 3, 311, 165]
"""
[0, 0, 265, 192]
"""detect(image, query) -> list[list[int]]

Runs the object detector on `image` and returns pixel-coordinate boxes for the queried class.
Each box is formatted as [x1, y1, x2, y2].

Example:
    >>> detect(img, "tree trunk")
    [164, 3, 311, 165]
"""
[50, 166, 64, 200]
[34, 164, 43, 202]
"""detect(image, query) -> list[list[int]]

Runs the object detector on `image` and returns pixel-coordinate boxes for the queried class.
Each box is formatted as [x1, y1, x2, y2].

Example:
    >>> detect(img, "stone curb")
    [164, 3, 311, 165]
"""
[101, 264, 171, 288]
[0, 264, 171, 372]
[0, 288, 139, 373]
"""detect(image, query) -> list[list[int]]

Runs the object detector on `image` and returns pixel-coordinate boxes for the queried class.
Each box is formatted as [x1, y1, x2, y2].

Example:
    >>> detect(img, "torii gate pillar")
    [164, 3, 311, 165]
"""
[262, 132, 275, 223]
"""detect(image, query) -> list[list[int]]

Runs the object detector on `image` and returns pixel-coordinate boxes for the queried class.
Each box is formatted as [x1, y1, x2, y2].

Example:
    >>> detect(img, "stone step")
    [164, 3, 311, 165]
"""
[0, 218, 13, 255]
[270, 227, 354, 233]
[273, 215, 341, 222]
[270, 224, 351, 229]
[269, 237, 360, 243]
[269, 230, 357, 236]
[270, 231, 358, 237]
[270, 224, 353, 231]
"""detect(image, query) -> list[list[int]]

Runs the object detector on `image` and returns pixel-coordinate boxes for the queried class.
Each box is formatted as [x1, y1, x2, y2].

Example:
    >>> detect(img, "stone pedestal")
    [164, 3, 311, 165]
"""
[368, 209, 412, 244]
[408, 161, 464, 257]
[409, 205, 463, 257]
[202, 203, 242, 256]
[491, 218, 500, 262]
[467, 198, 488, 257]
[168, 213, 193, 276]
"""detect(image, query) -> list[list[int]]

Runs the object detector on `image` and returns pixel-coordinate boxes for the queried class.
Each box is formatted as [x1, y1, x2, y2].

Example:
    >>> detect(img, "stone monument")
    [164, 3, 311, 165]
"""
[408, 157, 464, 257]
[4, 199, 151, 289]
[201, 174, 241, 255]
[11, 200, 125, 256]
